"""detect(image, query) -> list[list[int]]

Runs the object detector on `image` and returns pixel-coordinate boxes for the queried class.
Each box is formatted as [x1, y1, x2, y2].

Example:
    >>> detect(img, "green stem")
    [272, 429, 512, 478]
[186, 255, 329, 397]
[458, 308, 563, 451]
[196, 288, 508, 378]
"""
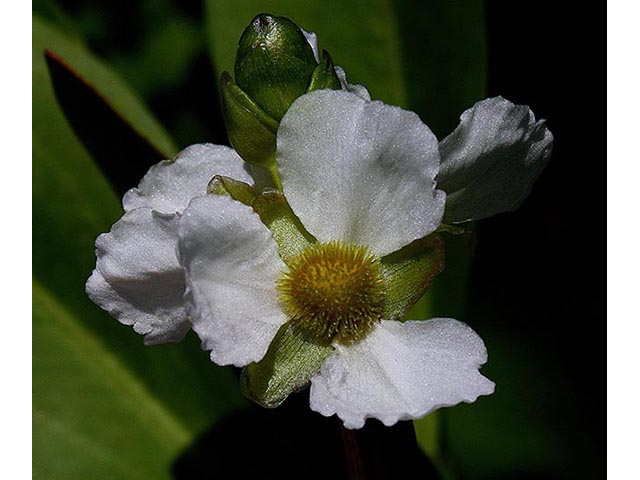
[266, 160, 283, 190]
[250, 159, 282, 191]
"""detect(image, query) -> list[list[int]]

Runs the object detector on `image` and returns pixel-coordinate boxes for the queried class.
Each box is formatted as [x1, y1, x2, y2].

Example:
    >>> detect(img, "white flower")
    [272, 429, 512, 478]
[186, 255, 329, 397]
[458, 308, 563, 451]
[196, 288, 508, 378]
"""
[87, 87, 552, 429]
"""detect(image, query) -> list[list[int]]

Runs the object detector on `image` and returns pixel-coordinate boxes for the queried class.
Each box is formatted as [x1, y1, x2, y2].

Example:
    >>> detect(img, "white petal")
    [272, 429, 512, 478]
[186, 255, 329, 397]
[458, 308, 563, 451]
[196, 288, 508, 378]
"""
[178, 194, 288, 367]
[309, 319, 494, 429]
[334, 66, 371, 101]
[277, 90, 445, 256]
[301, 29, 319, 62]
[437, 96, 553, 223]
[123, 143, 251, 214]
[86, 208, 189, 345]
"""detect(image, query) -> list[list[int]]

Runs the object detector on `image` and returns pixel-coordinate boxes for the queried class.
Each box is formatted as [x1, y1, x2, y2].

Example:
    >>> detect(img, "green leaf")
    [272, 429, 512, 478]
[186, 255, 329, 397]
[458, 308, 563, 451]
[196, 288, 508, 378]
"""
[33, 281, 188, 479]
[33, 15, 177, 159]
[33, 13, 122, 322]
[33, 15, 246, 477]
[413, 413, 450, 479]
[240, 322, 333, 408]
[45, 50, 168, 195]
[380, 234, 445, 321]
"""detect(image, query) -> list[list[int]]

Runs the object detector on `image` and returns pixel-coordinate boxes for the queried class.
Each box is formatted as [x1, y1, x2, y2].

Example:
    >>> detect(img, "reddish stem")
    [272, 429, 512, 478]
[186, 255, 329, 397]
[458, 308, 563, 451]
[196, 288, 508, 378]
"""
[339, 420, 366, 480]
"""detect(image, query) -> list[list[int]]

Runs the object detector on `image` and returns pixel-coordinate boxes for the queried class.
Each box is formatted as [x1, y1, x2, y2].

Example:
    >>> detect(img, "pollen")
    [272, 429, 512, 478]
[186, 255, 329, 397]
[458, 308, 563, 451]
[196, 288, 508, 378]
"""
[277, 241, 385, 346]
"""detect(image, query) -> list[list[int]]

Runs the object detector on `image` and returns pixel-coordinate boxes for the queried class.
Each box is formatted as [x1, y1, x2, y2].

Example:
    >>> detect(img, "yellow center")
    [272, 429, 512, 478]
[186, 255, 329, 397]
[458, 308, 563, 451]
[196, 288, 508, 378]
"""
[277, 241, 385, 346]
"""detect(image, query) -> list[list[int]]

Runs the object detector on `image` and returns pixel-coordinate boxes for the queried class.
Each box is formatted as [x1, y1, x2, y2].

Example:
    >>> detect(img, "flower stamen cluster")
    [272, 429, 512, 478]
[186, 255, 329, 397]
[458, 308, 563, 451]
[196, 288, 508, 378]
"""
[277, 241, 384, 346]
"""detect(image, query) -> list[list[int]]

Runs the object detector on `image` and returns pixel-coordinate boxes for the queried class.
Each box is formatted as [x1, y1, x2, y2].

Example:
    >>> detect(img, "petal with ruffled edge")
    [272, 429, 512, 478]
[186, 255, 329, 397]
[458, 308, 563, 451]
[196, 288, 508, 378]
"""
[277, 90, 445, 257]
[437, 96, 553, 223]
[178, 194, 288, 367]
[123, 143, 251, 214]
[86, 208, 189, 344]
[309, 319, 494, 429]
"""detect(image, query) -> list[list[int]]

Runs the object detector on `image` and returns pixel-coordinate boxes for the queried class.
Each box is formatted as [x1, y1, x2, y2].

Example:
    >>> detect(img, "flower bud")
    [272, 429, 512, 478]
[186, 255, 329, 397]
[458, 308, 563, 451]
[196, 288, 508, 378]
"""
[221, 14, 343, 174]
[234, 14, 318, 121]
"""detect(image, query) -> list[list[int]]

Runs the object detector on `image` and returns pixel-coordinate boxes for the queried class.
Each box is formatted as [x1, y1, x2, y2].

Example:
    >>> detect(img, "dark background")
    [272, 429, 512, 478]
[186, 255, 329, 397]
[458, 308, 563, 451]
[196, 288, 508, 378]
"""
[475, 2, 606, 478]
[41, 0, 606, 478]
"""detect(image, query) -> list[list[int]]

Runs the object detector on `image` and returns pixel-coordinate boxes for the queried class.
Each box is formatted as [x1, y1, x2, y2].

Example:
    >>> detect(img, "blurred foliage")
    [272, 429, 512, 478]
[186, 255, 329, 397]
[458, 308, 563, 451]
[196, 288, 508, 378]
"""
[32, 1, 598, 479]
[33, 12, 246, 478]
[33, 281, 188, 479]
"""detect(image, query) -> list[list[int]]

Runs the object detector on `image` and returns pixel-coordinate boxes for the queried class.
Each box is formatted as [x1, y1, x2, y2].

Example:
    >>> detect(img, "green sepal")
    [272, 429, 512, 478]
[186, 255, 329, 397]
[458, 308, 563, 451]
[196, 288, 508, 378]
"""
[307, 50, 342, 92]
[220, 71, 278, 167]
[380, 234, 445, 320]
[207, 175, 256, 206]
[235, 13, 318, 121]
[252, 189, 315, 264]
[241, 322, 333, 408]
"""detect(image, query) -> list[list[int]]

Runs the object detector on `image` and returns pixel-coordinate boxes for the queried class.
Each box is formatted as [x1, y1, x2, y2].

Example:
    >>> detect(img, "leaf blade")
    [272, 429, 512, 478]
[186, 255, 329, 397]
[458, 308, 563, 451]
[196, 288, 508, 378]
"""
[44, 49, 167, 195]
[33, 15, 178, 158]
[33, 16, 247, 477]
[33, 280, 188, 479]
